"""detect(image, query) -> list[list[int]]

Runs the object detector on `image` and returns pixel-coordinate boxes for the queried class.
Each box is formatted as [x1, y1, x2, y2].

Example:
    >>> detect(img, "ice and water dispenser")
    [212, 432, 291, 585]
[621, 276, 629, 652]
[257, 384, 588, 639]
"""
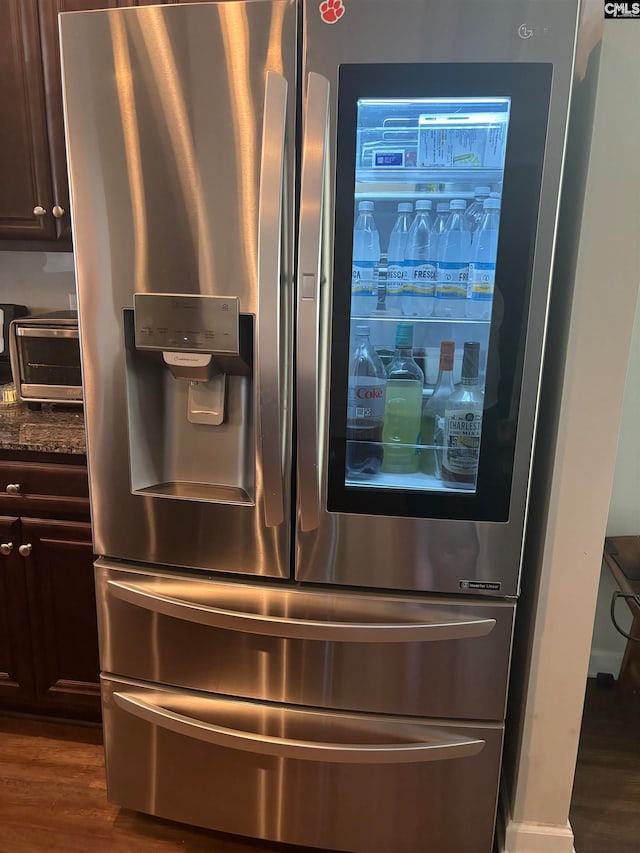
[124, 294, 254, 505]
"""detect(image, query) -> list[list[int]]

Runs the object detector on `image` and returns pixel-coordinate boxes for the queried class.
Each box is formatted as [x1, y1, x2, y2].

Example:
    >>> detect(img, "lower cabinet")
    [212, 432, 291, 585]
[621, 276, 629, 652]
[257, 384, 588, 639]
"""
[0, 515, 100, 720]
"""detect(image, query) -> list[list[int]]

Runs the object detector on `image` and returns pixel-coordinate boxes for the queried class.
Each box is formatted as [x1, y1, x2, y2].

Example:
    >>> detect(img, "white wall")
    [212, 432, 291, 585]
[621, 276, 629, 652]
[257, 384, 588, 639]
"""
[587, 293, 640, 677]
[499, 17, 640, 853]
[0, 251, 76, 313]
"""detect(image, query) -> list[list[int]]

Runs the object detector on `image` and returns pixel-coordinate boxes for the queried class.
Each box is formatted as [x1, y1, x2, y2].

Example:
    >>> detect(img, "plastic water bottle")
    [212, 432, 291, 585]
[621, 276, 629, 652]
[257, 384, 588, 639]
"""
[403, 200, 435, 318]
[467, 198, 500, 320]
[433, 202, 450, 238]
[465, 187, 491, 237]
[435, 199, 471, 319]
[386, 203, 413, 316]
[351, 201, 380, 317]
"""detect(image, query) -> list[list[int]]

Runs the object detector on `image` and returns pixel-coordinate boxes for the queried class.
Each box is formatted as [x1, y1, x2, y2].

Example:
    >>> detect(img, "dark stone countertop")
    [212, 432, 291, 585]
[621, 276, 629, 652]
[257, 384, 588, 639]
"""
[0, 404, 86, 455]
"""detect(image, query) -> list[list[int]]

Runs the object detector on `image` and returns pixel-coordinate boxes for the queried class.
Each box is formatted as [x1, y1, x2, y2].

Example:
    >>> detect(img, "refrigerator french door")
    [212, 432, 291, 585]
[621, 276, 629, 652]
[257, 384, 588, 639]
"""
[59, 2, 585, 852]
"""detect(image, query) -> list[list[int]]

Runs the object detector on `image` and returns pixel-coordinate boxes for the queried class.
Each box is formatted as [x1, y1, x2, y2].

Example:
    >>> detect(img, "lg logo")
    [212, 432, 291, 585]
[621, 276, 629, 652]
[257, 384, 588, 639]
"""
[518, 24, 534, 39]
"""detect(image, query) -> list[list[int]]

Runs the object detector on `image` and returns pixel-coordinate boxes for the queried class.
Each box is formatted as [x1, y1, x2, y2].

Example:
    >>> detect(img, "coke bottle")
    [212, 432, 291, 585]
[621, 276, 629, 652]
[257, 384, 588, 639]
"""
[346, 325, 386, 479]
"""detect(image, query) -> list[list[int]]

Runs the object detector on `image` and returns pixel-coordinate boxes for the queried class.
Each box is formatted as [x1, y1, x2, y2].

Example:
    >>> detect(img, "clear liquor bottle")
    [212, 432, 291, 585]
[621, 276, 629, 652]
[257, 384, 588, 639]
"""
[442, 342, 483, 489]
[420, 341, 456, 477]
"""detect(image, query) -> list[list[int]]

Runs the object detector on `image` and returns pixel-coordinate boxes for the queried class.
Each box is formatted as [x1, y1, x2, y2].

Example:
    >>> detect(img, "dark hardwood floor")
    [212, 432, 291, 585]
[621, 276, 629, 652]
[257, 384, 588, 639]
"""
[0, 678, 638, 852]
[570, 679, 640, 853]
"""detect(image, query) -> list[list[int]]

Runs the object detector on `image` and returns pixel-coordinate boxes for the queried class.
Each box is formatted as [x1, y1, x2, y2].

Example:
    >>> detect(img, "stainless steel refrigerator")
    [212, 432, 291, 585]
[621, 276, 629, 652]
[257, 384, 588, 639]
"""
[59, 2, 585, 851]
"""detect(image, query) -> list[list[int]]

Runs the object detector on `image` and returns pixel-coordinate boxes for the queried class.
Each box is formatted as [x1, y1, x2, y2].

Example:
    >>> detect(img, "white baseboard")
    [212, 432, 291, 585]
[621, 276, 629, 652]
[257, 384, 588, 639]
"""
[501, 820, 575, 853]
[588, 648, 622, 679]
[496, 781, 575, 853]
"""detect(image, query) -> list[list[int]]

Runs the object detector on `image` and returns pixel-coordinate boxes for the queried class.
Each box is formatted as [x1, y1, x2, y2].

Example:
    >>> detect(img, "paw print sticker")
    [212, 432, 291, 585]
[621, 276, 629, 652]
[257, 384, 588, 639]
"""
[320, 0, 345, 24]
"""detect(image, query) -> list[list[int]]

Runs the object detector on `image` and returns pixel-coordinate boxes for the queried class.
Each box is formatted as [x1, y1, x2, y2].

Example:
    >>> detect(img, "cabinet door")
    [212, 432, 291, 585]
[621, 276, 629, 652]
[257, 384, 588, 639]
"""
[21, 517, 100, 719]
[38, 1, 134, 243]
[0, 1, 56, 241]
[0, 517, 35, 706]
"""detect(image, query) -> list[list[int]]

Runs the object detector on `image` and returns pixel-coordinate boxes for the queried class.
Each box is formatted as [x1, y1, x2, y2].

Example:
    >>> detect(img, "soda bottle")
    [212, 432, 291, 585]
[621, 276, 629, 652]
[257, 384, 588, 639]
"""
[442, 342, 483, 489]
[346, 325, 386, 479]
[464, 186, 491, 237]
[435, 199, 471, 319]
[403, 200, 436, 318]
[420, 341, 456, 477]
[382, 323, 424, 474]
[386, 202, 413, 316]
[467, 198, 500, 320]
[351, 201, 381, 317]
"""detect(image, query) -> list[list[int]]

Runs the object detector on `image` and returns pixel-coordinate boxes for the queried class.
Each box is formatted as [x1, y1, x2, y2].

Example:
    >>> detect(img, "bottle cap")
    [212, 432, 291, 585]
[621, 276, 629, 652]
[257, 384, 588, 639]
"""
[436, 202, 449, 213]
[415, 199, 432, 211]
[439, 340, 455, 371]
[395, 323, 414, 348]
[462, 342, 480, 381]
[474, 186, 491, 197]
[483, 199, 500, 209]
[450, 199, 466, 210]
[397, 202, 413, 212]
[358, 201, 374, 211]
[355, 324, 370, 336]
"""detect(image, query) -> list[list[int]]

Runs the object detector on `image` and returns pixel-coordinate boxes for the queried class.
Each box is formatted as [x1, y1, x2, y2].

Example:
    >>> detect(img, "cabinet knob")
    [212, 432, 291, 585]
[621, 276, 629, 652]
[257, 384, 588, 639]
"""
[18, 544, 32, 557]
[0, 543, 13, 556]
[6, 483, 21, 494]
[52, 205, 65, 219]
[33, 205, 47, 217]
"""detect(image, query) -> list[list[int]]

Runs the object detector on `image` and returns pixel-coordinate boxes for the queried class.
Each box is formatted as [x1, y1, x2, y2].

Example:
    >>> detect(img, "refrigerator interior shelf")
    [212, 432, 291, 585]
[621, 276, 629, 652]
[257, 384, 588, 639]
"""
[346, 468, 473, 494]
[350, 314, 492, 326]
[355, 167, 504, 185]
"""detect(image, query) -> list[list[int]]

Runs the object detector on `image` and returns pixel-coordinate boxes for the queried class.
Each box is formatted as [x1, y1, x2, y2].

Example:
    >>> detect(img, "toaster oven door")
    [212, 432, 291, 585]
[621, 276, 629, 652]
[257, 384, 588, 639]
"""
[12, 327, 83, 403]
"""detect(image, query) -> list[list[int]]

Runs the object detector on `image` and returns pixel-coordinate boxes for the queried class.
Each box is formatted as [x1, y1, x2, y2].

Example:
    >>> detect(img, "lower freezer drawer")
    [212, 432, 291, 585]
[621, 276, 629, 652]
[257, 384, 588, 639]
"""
[96, 559, 515, 720]
[102, 676, 504, 853]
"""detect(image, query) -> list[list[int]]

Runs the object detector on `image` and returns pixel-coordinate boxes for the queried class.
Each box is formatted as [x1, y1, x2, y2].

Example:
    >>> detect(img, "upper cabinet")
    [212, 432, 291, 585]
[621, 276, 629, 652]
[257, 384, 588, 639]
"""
[0, 0, 180, 249]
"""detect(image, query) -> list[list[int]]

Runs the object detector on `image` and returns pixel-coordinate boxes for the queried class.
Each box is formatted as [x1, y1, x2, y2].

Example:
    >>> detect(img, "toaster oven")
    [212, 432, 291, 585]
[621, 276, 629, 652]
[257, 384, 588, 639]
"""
[9, 311, 83, 405]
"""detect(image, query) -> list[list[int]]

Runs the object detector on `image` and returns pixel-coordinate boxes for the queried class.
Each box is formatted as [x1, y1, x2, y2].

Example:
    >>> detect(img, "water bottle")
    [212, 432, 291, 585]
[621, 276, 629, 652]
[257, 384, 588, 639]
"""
[433, 202, 450, 239]
[403, 200, 436, 318]
[351, 201, 381, 317]
[467, 198, 500, 320]
[386, 203, 413, 316]
[464, 186, 491, 237]
[435, 199, 471, 319]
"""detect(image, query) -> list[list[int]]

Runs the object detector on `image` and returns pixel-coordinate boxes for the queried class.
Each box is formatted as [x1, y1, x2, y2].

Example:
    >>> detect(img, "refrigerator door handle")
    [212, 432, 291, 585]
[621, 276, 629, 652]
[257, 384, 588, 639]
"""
[258, 70, 288, 527]
[112, 690, 485, 764]
[296, 72, 330, 532]
[107, 578, 496, 642]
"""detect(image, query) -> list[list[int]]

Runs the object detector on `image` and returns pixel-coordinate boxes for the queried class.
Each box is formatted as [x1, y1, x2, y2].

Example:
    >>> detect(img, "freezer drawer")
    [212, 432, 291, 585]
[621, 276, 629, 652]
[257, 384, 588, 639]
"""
[96, 559, 515, 721]
[102, 675, 503, 853]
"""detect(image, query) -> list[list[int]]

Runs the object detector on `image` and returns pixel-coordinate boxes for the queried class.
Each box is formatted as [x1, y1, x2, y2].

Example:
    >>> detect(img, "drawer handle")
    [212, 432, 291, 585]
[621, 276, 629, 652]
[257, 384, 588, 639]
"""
[112, 690, 485, 764]
[5, 483, 21, 494]
[0, 543, 12, 556]
[107, 579, 496, 643]
[18, 544, 32, 557]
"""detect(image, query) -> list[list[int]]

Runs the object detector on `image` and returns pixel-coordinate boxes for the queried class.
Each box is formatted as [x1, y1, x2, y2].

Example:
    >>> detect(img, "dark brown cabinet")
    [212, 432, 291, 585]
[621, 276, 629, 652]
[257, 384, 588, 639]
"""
[0, 0, 179, 247]
[0, 517, 35, 705]
[0, 458, 100, 720]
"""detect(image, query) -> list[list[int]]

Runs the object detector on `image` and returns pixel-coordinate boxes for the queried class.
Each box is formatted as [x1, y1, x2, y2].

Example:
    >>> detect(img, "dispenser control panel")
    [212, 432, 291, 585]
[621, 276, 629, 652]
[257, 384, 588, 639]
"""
[134, 293, 240, 354]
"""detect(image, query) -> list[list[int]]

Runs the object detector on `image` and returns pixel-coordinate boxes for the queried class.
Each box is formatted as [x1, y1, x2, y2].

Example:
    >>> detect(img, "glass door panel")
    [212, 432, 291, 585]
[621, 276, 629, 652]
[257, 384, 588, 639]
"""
[349, 96, 509, 497]
[328, 63, 552, 522]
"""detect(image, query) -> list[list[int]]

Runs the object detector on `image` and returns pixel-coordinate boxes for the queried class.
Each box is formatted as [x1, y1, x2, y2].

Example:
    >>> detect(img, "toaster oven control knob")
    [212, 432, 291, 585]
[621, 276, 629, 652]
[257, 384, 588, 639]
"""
[6, 483, 21, 494]
[52, 205, 65, 219]
[18, 544, 32, 557]
[33, 205, 47, 217]
[0, 543, 13, 556]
